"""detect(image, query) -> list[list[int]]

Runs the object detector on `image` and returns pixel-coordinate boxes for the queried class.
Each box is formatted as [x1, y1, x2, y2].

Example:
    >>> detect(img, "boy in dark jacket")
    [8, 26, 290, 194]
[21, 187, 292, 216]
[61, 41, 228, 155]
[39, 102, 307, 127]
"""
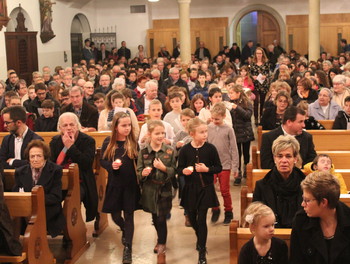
[333, 95, 350, 129]
[190, 71, 209, 99]
[34, 99, 58, 132]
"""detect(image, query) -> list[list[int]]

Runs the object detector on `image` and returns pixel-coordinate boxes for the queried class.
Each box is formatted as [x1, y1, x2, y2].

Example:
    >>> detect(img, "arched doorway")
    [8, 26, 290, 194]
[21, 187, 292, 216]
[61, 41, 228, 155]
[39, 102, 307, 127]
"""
[237, 11, 280, 49]
[229, 4, 285, 50]
[70, 14, 91, 65]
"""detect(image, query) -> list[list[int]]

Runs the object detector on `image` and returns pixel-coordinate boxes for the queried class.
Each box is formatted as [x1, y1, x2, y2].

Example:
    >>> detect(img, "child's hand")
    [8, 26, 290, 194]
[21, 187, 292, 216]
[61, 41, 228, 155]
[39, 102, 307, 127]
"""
[207, 117, 212, 124]
[112, 161, 122, 170]
[163, 138, 171, 145]
[232, 171, 238, 178]
[142, 167, 152, 177]
[153, 158, 166, 171]
[195, 163, 209, 173]
[176, 141, 184, 148]
[141, 134, 148, 143]
[183, 166, 193, 176]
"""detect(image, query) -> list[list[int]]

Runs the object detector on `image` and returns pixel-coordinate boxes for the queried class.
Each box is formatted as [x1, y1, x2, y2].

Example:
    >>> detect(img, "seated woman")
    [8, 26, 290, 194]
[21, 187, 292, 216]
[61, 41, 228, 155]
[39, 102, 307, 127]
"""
[253, 135, 305, 228]
[13, 140, 65, 238]
[303, 154, 348, 194]
[308, 88, 342, 120]
[290, 171, 350, 263]
[260, 90, 292, 130]
[292, 77, 318, 106]
[296, 100, 325, 130]
[333, 95, 350, 129]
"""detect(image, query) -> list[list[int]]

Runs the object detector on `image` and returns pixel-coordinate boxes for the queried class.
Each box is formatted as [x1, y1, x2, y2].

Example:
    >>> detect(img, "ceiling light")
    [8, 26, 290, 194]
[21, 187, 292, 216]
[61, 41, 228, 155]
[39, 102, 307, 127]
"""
[148, 0, 159, 2]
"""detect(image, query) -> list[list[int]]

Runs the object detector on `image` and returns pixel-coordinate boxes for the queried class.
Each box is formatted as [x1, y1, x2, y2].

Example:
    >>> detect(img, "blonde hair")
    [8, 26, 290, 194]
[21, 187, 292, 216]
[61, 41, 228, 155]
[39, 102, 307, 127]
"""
[210, 102, 226, 116]
[242, 202, 274, 227]
[187, 118, 206, 134]
[272, 135, 300, 158]
[180, 108, 195, 119]
[147, 120, 164, 133]
[149, 99, 162, 110]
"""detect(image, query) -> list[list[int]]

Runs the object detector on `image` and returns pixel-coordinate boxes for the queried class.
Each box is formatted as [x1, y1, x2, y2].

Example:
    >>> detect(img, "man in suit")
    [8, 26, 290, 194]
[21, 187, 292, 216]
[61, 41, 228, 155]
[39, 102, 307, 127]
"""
[195, 41, 211, 61]
[97, 43, 110, 63]
[136, 80, 166, 116]
[260, 106, 317, 169]
[117, 41, 131, 61]
[160, 67, 189, 95]
[0, 106, 43, 169]
[61, 86, 98, 132]
[241, 40, 254, 65]
[49, 112, 98, 222]
[13, 140, 65, 238]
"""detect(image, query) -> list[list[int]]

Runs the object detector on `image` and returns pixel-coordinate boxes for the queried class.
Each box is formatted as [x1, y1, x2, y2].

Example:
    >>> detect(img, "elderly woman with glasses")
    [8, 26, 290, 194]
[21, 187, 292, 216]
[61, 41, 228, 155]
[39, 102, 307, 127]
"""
[308, 88, 342, 120]
[290, 171, 350, 263]
[332, 74, 350, 108]
[253, 135, 305, 227]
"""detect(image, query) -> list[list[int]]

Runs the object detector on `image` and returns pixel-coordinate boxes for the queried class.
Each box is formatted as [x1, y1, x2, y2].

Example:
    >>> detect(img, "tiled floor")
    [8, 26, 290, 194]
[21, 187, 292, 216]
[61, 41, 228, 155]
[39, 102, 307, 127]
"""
[57, 183, 242, 264]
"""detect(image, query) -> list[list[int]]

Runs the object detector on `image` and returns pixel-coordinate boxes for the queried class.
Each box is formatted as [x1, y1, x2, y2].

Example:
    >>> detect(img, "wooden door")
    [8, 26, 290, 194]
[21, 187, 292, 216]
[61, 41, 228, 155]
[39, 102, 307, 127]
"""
[5, 32, 38, 84]
[257, 11, 280, 49]
[71, 33, 83, 65]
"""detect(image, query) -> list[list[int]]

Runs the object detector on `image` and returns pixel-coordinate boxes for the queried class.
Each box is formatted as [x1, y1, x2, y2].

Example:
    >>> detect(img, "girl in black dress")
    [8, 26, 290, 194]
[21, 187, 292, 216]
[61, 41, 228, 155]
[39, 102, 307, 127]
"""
[178, 118, 222, 264]
[100, 112, 139, 264]
[239, 202, 288, 264]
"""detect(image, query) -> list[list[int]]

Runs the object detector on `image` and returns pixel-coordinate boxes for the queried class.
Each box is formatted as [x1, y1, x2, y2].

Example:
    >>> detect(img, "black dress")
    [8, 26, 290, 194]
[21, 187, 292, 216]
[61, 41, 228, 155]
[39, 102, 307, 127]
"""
[177, 142, 222, 210]
[238, 237, 288, 264]
[100, 138, 140, 213]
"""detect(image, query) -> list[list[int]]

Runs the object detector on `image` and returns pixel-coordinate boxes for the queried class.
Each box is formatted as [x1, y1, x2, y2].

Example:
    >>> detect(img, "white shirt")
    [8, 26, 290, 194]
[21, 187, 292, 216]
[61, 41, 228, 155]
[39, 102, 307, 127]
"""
[138, 120, 175, 149]
[144, 98, 151, 115]
[10, 127, 29, 166]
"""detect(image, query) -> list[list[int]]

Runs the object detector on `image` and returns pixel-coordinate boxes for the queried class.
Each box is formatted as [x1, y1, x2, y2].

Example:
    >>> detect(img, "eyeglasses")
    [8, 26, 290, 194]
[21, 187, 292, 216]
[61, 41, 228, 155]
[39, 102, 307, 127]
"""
[302, 197, 317, 205]
[4, 120, 15, 125]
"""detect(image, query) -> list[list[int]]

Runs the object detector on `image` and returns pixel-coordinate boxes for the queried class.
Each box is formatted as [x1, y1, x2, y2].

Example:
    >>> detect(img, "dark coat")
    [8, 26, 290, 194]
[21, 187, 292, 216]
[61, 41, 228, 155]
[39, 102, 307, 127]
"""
[61, 101, 98, 130]
[49, 132, 98, 221]
[0, 175, 22, 255]
[97, 50, 110, 62]
[172, 47, 180, 58]
[332, 110, 350, 129]
[28, 94, 60, 117]
[160, 76, 189, 95]
[229, 101, 254, 143]
[34, 115, 58, 132]
[0, 129, 43, 169]
[260, 106, 282, 130]
[135, 93, 166, 116]
[229, 46, 241, 62]
[189, 83, 209, 100]
[290, 202, 350, 264]
[253, 166, 305, 228]
[93, 85, 112, 95]
[13, 161, 65, 237]
[241, 45, 253, 64]
[117, 47, 131, 60]
[260, 126, 317, 169]
[292, 89, 318, 106]
[194, 47, 211, 60]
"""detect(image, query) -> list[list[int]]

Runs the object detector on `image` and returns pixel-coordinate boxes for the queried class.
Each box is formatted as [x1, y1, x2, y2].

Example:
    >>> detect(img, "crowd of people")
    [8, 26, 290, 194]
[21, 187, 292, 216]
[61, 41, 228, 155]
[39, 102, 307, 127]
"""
[1, 37, 350, 264]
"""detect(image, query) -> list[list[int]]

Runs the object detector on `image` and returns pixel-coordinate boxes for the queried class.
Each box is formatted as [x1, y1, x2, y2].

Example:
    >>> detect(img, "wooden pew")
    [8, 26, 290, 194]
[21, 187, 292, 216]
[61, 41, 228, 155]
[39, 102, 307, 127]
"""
[4, 164, 89, 264]
[318, 119, 334, 129]
[229, 220, 291, 264]
[0, 186, 55, 264]
[242, 164, 350, 220]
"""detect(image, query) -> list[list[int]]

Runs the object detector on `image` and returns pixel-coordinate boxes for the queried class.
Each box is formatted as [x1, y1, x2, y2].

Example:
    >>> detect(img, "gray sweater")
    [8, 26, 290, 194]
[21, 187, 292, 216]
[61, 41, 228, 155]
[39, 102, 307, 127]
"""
[207, 123, 239, 171]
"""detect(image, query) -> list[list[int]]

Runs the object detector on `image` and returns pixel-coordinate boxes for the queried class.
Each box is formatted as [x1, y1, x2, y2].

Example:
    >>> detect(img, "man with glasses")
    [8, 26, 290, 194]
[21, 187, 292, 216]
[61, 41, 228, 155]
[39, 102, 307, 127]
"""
[0, 106, 43, 169]
[160, 67, 189, 95]
[28, 83, 60, 117]
[83, 81, 95, 106]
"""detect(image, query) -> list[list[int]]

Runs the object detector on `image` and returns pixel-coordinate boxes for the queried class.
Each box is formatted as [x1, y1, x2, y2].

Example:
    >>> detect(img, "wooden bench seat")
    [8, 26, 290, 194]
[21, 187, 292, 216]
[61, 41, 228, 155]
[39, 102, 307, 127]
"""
[229, 219, 291, 264]
[4, 164, 89, 264]
[0, 186, 55, 264]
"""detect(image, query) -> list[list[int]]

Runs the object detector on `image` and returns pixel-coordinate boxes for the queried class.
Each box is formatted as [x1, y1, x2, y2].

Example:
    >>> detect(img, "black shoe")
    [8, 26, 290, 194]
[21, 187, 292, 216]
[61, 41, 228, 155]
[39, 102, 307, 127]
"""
[122, 244, 132, 264]
[242, 164, 247, 178]
[198, 246, 207, 264]
[234, 178, 241, 186]
[211, 209, 220, 223]
[223, 211, 233, 225]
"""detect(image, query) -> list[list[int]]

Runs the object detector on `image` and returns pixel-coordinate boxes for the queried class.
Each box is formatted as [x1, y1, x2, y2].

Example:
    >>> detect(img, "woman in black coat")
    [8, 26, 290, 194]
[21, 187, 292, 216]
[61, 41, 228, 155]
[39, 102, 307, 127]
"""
[290, 171, 350, 263]
[260, 90, 292, 130]
[253, 135, 305, 228]
[13, 139, 65, 238]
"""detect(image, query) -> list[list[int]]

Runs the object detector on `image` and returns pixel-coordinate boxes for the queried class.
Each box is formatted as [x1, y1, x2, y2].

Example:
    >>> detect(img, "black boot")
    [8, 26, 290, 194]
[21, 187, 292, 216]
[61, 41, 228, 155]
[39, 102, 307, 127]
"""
[121, 229, 126, 246]
[198, 246, 207, 264]
[122, 244, 132, 264]
[223, 211, 233, 225]
[211, 209, 220, 223]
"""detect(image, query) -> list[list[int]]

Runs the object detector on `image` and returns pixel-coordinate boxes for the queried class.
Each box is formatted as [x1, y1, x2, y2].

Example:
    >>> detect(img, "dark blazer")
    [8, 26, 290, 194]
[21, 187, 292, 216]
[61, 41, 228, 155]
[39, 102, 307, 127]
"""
[28, 94, 60, 117]
[333, 110, 350, 129]
[160, 77, 189, 95]
[260, 106, 281, 130]
[290, 202, 350, 264]
[34, 115, 58, 132]
[194, 47, 211, 60]
[117, 47, 131, 60]
[97, 50, 110, 62]
[13, 161, 65, 237]
[260, 126, 317, 169]
[135, 93, 166, 115]
[61, 101, 98, 130]
[0, 175, 22, 255]
[49, 132, 98, 222]
[0, 129, 43, 169]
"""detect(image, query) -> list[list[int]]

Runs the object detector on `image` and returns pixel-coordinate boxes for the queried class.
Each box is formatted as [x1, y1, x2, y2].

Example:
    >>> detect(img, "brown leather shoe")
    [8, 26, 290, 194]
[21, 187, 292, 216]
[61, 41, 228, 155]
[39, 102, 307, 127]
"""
[185, 215, 191, 227]
[154, 243, 159, 254]
[157, 244, 166, 264]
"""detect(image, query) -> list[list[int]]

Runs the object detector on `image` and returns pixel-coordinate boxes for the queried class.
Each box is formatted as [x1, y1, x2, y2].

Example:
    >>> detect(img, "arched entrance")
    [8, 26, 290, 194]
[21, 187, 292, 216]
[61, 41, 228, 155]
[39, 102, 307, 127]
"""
[229, 4, 285, 50]
[70, 14, 91, 65]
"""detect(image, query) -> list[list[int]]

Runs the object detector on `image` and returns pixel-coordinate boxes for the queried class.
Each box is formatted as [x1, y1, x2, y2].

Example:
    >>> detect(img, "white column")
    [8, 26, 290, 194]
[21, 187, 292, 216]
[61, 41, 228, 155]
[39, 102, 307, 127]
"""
[178, 0, 191, 64]
[308, 0, 320, 62]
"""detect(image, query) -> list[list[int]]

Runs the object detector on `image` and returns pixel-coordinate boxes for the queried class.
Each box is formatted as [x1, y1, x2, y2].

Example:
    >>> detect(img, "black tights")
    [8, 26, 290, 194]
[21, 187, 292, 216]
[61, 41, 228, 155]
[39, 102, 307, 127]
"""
[237, 141, 251, 173]
[188, 208, 208, 248]
[111, 211, 134, 245]
[152, 214, 167, 244]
